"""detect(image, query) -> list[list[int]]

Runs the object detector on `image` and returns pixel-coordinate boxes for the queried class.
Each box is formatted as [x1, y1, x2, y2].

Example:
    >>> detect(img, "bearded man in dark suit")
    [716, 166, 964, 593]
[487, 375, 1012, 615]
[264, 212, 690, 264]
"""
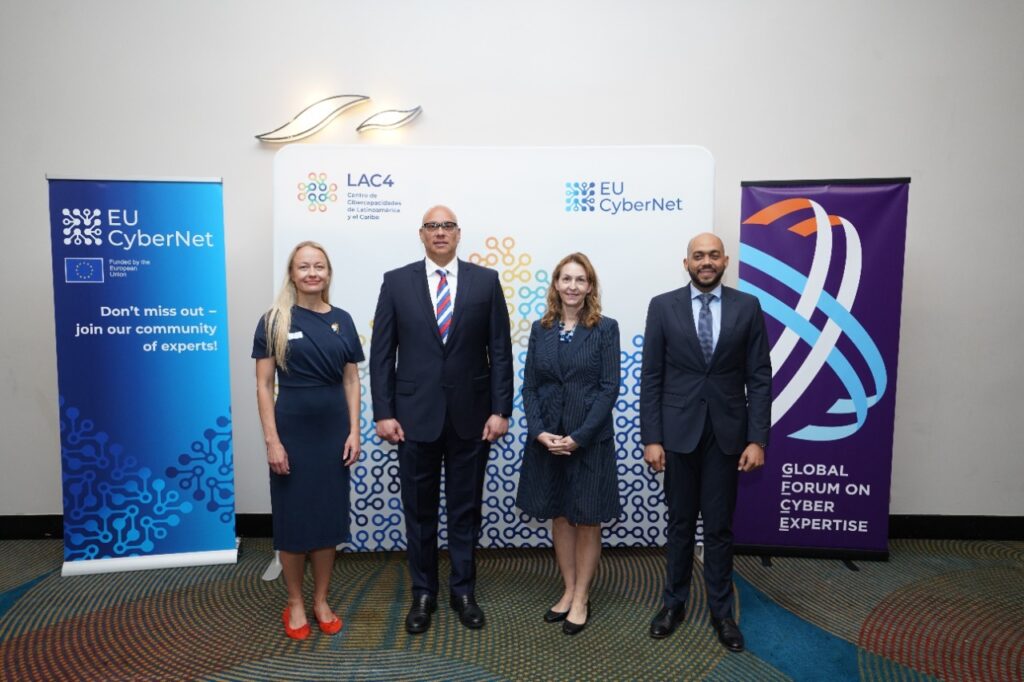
[640, 232, 771, 652]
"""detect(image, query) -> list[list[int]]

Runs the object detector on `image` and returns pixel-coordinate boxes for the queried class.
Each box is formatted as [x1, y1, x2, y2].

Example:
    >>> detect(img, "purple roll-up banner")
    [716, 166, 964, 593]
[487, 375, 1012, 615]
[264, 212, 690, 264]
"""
[734, 179, 910, 558]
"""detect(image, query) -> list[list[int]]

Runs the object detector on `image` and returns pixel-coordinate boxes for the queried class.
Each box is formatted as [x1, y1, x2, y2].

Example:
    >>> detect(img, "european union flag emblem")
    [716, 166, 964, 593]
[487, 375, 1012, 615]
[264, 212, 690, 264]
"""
[64, 257, 104, 284]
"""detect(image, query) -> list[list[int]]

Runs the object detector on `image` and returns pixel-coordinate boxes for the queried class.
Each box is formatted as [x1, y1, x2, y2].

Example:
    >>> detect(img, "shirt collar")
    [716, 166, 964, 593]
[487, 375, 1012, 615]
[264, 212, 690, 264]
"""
[690, 283, 722, 300]
[426, 257, 458, 277]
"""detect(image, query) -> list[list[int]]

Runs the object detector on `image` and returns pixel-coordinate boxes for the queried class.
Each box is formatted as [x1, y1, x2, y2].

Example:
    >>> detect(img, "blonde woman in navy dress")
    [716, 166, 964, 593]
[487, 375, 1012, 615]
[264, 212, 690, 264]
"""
[253, 241, 363, 640]
[516, 252, 622, 635]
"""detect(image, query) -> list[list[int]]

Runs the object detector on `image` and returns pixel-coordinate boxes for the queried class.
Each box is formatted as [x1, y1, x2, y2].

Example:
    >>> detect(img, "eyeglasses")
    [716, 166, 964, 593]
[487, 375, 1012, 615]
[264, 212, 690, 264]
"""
[421, 221, 459, 233]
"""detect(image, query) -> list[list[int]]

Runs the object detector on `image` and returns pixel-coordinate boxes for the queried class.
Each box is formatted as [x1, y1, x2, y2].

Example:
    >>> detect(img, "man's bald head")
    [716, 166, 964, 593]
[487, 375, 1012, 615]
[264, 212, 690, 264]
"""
[422, 205, 458, 226]
[419, 204, 461, 266]
[686, 232, 726, 258]
[684, 232, 729, 292]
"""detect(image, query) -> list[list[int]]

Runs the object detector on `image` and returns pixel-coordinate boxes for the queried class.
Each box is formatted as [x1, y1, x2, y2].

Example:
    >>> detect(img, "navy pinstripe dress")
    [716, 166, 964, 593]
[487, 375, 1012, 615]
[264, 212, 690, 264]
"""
[516, 316, 623, 525]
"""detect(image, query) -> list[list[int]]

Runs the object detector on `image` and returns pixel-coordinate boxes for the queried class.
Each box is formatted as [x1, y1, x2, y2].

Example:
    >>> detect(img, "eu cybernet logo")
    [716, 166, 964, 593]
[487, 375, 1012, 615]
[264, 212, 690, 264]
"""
[564, 181, 683, 215]
[565, 182, 596, 212]
[62, 208, 103, 245]
[740, 198, 887, 443]
[58, 208, 214, 251]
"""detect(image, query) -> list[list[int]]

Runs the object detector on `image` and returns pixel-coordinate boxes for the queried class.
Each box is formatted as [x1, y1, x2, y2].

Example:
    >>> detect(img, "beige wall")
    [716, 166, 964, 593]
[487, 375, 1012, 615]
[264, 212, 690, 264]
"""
[1, 0, 1021, 516]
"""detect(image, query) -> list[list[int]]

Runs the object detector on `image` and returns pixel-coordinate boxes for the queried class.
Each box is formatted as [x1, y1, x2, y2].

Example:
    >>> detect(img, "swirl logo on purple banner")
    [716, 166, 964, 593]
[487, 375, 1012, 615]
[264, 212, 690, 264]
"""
[740, 198, 887, 441]
[343, 236, 668, 551]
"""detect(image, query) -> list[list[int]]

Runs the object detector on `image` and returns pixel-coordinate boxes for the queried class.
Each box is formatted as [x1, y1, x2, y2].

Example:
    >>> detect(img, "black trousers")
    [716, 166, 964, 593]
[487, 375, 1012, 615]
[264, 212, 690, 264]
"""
[662, 416, 740, 620]
[398, 414, 489, 598]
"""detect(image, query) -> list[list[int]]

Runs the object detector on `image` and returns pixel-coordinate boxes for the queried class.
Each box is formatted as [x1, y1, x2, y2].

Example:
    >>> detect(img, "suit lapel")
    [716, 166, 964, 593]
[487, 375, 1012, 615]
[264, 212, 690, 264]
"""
[446, 259, 473, 344]
[541, 322, 562, 379]
[410, 263, 444, 347]
[566, 322, 593, 362]
[672, 285, 707, 366]
[713, 287, 738, 365]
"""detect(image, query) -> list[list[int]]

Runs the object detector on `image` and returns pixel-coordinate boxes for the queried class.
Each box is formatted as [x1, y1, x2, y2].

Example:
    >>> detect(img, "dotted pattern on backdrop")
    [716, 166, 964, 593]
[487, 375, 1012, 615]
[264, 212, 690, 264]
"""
[59, 397, 234, 560]
[342, 236, 696, 552]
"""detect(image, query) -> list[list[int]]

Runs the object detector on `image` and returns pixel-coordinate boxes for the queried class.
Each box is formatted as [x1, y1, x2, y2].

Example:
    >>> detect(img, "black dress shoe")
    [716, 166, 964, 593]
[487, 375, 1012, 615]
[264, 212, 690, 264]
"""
[562, 601, 590, 635]
[405, 594, 437, 634]
[711, 616, 745, 652]
[449, 593, 485, 629]
[649, 605, 685, 639]
[543, 608, 569, 623]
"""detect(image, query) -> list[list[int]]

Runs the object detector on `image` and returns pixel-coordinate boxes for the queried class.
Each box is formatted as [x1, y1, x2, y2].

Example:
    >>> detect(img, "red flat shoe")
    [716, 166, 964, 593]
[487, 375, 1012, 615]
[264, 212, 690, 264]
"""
[282, 608, 310, 640]
[315, 612, 343, 635]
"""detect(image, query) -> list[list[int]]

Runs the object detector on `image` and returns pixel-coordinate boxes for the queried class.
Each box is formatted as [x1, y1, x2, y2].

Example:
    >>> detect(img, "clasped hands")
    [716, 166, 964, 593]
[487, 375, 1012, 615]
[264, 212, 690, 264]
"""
[536, 431, 579, 456]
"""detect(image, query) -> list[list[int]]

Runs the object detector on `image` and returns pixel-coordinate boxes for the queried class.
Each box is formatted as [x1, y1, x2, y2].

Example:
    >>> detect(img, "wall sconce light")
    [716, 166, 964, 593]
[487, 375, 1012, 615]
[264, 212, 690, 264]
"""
[356, 106, 423, 133]
[256, 94, 370, 142]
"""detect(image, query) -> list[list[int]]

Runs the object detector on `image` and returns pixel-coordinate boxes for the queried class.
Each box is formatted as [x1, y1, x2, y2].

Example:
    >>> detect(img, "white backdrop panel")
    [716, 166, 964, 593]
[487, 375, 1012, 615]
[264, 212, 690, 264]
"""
[273, 145, 712, 550]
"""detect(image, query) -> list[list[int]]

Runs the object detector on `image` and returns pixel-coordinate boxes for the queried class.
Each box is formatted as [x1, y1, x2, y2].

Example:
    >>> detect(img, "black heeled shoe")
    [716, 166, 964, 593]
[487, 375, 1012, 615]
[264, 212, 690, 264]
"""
[562, 601, 590, 635]
[543, 607, 568, 623]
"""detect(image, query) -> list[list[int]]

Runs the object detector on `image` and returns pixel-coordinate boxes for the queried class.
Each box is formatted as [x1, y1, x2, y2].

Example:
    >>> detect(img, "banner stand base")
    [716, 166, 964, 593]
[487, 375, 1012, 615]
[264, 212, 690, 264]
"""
[62, 542, 239, 577]
[735, 543, 889, 562]
[261, 550, 282, 581]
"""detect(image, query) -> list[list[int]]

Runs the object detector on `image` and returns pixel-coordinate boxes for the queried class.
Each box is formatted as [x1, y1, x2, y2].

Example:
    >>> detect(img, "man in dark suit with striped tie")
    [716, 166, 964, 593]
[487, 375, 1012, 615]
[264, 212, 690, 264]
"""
[640, 232, 772, 652]
[370, 205, 514, 634]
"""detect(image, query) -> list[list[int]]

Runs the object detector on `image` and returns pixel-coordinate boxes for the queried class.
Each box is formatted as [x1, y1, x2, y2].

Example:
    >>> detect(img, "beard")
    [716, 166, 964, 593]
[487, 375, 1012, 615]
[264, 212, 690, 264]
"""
[688, 264, 724, 291]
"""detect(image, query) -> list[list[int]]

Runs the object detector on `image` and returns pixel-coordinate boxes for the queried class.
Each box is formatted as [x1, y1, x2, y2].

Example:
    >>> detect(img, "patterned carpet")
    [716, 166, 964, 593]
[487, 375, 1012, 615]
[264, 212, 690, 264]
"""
[0, 539, 1021, 681]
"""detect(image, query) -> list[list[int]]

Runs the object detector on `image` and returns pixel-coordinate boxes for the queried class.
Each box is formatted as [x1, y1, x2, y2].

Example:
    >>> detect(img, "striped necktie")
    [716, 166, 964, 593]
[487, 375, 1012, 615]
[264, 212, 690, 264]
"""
[698, 292, 715, 364]
[435, 269, 452, 343]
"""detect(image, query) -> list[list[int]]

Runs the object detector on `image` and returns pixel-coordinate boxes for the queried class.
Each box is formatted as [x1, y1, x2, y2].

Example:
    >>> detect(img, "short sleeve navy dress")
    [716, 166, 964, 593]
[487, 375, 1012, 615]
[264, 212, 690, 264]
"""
[252, 305, 364, 552]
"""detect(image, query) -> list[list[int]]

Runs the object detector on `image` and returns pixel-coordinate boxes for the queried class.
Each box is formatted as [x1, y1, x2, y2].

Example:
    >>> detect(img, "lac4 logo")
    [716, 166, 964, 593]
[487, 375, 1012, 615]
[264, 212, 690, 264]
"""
[564, 180, 683, 215]
[297, 172, 338, 213]
[297, 171, 396, 213]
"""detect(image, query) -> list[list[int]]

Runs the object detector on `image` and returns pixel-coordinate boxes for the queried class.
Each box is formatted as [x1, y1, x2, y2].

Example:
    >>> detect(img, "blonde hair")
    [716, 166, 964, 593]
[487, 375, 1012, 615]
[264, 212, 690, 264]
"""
[263, 241, 333, 370]
[540, 252, 602, 329]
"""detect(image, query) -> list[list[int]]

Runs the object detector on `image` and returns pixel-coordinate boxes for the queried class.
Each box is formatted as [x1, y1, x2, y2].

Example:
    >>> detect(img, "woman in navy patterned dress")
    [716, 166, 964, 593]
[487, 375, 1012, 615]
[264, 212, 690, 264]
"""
[516, 252, 622, 635]
[253, 241, 363, 639]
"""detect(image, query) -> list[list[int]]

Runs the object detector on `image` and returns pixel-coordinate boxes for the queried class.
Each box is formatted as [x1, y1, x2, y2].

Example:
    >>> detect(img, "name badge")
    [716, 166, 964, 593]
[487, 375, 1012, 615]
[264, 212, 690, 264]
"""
[288, 331, 304, 340]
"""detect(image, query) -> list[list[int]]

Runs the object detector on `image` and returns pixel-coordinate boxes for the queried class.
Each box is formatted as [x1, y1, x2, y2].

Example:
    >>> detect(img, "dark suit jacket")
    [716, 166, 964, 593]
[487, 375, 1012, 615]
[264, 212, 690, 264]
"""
[639, 285, 771, 455]
[522, 316, 620, 448]
[370, 259, 514, 442]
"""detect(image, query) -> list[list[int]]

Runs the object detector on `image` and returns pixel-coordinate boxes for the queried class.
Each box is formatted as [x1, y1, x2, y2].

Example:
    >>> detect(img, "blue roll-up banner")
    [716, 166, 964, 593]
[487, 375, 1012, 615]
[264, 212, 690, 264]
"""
[48, 177, 236, 576]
